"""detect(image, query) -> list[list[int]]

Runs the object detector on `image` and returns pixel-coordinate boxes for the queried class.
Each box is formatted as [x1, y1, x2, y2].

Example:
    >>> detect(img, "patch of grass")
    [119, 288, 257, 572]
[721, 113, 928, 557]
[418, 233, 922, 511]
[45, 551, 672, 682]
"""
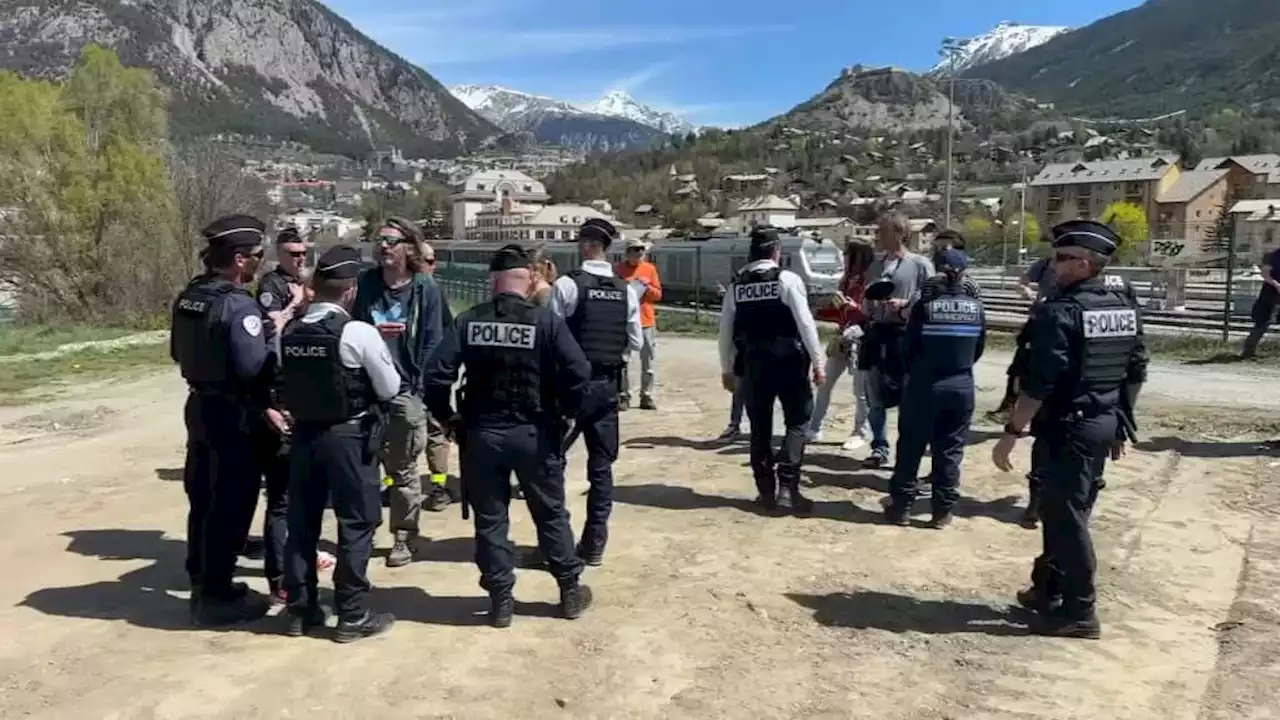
[0, 343, 171, 406]
[0, 324, 138, 357]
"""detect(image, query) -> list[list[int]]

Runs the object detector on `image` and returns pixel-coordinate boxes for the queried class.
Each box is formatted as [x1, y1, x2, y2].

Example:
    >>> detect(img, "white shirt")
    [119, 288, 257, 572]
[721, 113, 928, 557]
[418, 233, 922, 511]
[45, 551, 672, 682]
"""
[551, 259, 644, 352]
[299, 302, 401, 402]
[718, 259, 823, 375]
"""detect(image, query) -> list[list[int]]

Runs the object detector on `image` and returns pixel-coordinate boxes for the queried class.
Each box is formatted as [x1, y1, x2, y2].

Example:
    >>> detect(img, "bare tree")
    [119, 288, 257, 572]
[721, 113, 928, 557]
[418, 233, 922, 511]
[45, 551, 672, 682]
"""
[168, 141, 276, 277]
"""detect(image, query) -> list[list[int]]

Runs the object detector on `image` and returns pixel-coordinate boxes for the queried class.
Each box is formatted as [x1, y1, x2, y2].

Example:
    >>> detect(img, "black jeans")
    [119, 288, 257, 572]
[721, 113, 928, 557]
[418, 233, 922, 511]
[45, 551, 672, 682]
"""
[743, 352, 813, 497]
[254, 429, 290, 593]
[183, 392, 261, 597]
[1031, 411, 1117, 618]
[285, 421, 382, 622]
[463, 421, 583, 595]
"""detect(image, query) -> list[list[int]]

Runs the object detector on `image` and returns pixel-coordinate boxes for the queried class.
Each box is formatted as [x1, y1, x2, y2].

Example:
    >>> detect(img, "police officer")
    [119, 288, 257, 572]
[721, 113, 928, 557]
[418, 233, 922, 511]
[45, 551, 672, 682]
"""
[548, 218, 642, 566]
[255, 227, 309, 601]
[170, 214, 274, 627]
[884, 248, 985, 528]
[280, 245, 401, 643]
[717, 227, 825, 513]
[424, 244, 596, 628]
[992, 220, 1148, 639]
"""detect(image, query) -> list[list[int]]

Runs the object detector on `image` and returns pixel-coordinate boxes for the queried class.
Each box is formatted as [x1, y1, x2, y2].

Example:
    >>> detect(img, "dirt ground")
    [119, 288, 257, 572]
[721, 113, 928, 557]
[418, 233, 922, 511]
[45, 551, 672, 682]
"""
[2, 336, 1280, 719]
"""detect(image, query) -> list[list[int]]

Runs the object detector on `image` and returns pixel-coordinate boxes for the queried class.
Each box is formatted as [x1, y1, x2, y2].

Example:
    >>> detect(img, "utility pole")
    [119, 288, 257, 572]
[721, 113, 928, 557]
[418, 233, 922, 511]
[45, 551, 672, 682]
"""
[1018, 167, 1027, 262]
[940, 38, 961, 230]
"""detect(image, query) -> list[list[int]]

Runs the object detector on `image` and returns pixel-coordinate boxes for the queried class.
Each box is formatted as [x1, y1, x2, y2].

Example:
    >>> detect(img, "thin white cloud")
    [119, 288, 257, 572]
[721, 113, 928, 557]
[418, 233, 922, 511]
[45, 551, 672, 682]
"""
[606, 61, 676, 94]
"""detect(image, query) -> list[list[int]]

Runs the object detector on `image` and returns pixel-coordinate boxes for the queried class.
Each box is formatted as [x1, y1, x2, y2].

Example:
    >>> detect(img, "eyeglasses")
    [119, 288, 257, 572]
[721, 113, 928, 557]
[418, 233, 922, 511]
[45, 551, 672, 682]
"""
[375, 235, 406, 246]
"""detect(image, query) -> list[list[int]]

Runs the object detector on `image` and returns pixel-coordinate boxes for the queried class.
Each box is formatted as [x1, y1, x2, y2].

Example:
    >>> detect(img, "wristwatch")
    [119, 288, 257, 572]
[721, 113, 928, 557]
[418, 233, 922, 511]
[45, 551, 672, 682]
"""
[1002, 422, 1027, 438]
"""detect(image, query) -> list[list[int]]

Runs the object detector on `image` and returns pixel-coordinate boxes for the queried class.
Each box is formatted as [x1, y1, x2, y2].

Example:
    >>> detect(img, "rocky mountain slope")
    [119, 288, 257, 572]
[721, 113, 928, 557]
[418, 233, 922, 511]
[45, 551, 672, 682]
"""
[0, 0, 499, 157]
[965, 0, 1280, 117]
[449, 84, 694, 152]
[931, 21, 1069, 75]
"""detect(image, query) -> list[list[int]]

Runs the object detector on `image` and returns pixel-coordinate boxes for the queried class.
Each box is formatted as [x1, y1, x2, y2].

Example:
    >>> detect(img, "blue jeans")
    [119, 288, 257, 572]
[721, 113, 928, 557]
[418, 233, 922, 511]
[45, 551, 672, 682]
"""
[869, 403, 889, 453]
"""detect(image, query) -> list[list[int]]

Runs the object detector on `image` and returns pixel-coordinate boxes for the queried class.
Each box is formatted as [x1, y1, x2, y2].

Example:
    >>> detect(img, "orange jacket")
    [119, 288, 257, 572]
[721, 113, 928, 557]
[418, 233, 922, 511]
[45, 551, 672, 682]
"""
[615, 260, 662, 328]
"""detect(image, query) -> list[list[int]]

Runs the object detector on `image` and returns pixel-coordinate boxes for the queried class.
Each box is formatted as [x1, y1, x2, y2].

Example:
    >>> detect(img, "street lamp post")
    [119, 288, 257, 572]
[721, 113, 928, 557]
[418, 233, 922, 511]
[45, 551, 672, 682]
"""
[940, 38, 961, 230]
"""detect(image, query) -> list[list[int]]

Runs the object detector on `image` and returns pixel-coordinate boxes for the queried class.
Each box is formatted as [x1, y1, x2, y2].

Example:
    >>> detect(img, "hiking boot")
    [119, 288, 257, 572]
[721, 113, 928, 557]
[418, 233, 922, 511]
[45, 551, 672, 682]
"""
[195, 594, 270, 628]
[864, 449, 889, 469]
[777, 483, 814, 515]
[386, 534, 418, 568]
[423, 484, 452, 512]
[639, 396, 657, 410]
[884, 500, 911, 526]
[489, 594, 515, 629]
[560, 583, 594, 620]
[285, 604, 327, 637]
[929, 511, 953, 529]
[618, 395, 631, 412]
[1015, 586, 1057, 614]
[334, 611, 396, 643]
[1034, 610, 1102, 640]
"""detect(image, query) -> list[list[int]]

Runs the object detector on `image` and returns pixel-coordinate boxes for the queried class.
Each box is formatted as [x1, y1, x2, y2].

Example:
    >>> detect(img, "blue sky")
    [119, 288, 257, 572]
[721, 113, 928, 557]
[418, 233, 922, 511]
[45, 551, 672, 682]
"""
[327, 0, 1141, 127]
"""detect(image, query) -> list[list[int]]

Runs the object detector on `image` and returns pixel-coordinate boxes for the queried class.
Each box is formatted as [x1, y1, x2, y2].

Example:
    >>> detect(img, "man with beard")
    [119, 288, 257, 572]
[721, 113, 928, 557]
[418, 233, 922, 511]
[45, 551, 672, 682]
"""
[170, 214, 275, 626]
[352, 217, 447, 568]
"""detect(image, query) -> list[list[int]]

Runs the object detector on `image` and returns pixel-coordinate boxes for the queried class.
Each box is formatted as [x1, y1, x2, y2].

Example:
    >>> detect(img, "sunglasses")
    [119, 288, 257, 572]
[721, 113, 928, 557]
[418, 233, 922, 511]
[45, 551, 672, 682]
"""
[1052, 252, 1084, 263]
[285, 250, 307, 259]
[375, 234, 407, 246]
[423, 257, 437, 265]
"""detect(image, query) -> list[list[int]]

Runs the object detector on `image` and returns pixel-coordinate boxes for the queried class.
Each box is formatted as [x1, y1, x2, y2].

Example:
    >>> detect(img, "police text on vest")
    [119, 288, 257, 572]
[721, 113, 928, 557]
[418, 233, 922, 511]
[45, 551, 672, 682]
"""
[587, 288, 624, 302]
[468, 321, 537, 349]
[735, 281, 782, 303]
[284, 344, 328, 358]
[1082, 309, 1138, 338]
[927, 298, 981, 323]
[178, 298, 209, 314]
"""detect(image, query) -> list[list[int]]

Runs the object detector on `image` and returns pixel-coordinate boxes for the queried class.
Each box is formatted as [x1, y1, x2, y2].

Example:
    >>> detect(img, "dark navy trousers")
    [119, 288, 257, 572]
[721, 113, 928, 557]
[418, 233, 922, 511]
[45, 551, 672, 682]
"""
[888, 373, 974, 513]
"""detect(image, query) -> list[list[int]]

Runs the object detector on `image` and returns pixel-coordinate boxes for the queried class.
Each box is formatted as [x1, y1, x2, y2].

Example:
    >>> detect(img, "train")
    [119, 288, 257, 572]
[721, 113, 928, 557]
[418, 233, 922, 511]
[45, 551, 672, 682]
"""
[425, 233, 848, 318]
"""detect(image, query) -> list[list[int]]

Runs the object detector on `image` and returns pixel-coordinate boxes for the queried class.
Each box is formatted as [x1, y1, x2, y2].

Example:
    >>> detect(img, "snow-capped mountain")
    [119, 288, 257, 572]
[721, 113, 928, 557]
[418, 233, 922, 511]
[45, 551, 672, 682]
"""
[931, 21, 1070, 75]
[588, 90, 696, 135]
[449, 85, 695, 136]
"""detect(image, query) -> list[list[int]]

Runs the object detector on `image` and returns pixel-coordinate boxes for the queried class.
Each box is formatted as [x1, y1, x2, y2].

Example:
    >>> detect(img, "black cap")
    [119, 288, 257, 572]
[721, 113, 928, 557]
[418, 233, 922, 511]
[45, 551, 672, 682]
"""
[490, 244, 531, 272]
[935, 228, 966, 250]
[933, 248, 969, 273]
[201, 214, 266, 250]
[1051, 220, 1120, 256]
[865, 279, 896, 301]
[578, 218, 618, 249]
[277, 226, 303, 244]
[314, 245, 364, 279]
[749, 226, 780, 254]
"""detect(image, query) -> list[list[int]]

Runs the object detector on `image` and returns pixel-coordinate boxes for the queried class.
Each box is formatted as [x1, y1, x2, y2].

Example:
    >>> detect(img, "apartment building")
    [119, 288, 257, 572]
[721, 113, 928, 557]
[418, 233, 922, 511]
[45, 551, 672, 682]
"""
[1028, 156, 1183, 231]
[469, 198, 619, 243]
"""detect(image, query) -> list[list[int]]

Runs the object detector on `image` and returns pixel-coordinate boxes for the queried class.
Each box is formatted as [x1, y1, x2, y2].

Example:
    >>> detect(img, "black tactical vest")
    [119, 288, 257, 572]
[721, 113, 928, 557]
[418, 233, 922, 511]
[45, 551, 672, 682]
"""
[280, 312, 374, 424]
[172, 276, 240, 387]
[1058, 279, 1141, 405]
[915, 290, 983, 378]
[732, 266, 801, 360]
[566, 269, 628, 371]
[461, 295, 545, 419]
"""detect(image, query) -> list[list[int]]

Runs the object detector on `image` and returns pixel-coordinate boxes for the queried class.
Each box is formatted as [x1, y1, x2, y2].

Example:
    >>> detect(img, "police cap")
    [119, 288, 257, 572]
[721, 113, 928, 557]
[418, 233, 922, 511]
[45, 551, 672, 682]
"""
[276, 226, 304, 245]
[1051, 220, 1120, 257]
[314, 245, 364, 280]
[490, 243, 531, 272]
[201, 214, 266, 250]
[933, 247, 969, 273]
[578, 218, 619, 249]
[749, 226, 781, 255]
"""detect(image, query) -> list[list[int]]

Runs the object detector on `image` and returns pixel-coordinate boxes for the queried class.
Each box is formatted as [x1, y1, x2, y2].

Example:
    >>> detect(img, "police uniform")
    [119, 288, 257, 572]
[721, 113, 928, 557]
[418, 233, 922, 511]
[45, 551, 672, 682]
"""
[425, 245, 596, 628]
[718, 228, 825, 513]
[550, 219, 642, 565]
[1007, 220, 1148, 639]
[886, 249, 985, 527]
[280, 245, 401, 642]
[254, 229, 307, 599]
[1021, 268, 1139, 530]
[170, 214, 273, 626]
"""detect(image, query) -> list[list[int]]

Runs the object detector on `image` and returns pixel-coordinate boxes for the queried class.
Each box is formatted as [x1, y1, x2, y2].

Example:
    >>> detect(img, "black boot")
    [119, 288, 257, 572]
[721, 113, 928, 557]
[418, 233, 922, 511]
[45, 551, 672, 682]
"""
[884, 499, 911, 526]
[1034, 608, 1101, 639]
[776, 481, 814, 515]
[754, 478, 778, 512]
[285, 603, 327, 637]
[560, 583, 594, 620]
[195, 591, 269, 628]
[577, 544, 605, 567]
[334, 611, 396, 643]
[489, 593, 515, 629]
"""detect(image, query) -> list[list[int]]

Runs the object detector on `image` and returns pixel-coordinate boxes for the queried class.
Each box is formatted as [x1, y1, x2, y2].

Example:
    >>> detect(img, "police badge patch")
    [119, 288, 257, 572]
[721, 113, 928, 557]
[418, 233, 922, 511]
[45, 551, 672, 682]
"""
[243, 315, 263, 337]
[259, 291, 274, 308]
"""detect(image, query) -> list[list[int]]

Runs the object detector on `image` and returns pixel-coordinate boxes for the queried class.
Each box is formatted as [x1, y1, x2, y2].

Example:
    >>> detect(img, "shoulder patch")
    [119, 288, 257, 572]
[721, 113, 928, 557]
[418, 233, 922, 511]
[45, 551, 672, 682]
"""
[1082, 308, 1138, 338]
[258, 291, 274, 308]
[242, 315, 263, 337]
